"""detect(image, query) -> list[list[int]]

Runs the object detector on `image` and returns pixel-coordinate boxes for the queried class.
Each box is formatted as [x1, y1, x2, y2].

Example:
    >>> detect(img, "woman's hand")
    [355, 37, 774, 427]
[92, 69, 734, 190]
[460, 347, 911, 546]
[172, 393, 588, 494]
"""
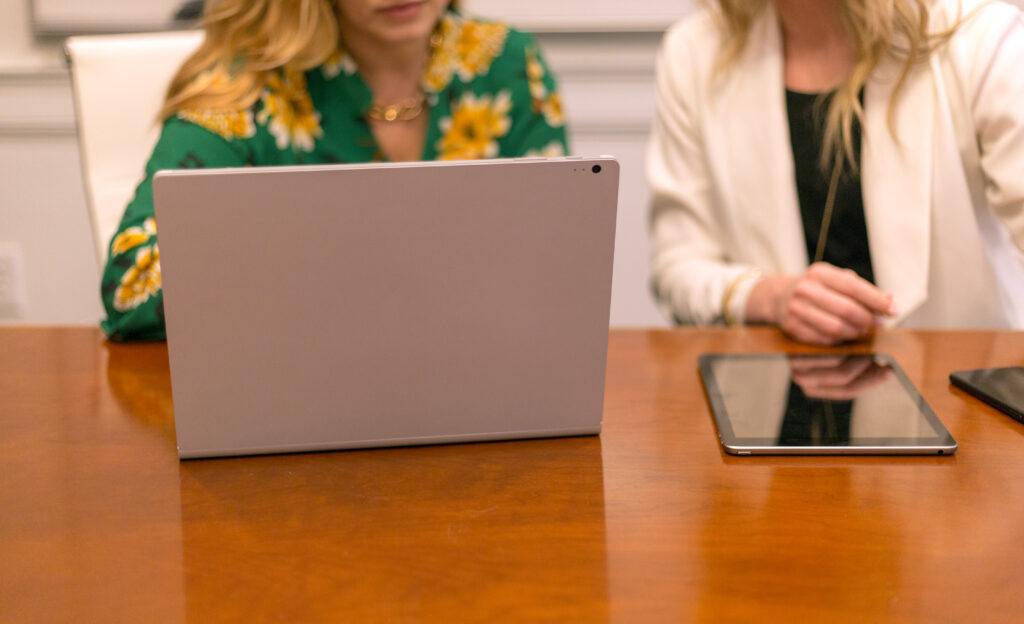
[746, 262, 898, 345]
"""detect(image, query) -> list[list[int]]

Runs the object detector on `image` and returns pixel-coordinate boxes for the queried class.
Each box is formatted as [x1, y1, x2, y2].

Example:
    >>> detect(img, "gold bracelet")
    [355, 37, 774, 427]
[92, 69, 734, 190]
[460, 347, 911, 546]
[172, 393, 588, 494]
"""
[721, 268, 762, 327]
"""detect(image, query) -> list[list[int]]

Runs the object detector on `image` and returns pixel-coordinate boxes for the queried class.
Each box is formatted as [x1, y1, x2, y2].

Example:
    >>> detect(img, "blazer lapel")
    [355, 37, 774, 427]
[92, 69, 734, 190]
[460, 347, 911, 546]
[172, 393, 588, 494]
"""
[862, 56, 933, 322]
[705, 7, 806, 273]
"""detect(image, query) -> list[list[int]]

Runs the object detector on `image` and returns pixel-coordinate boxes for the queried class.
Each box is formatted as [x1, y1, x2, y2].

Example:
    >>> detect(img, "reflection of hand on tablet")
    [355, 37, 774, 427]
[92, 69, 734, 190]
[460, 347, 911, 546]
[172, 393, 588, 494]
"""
[788, 355, 892, 400]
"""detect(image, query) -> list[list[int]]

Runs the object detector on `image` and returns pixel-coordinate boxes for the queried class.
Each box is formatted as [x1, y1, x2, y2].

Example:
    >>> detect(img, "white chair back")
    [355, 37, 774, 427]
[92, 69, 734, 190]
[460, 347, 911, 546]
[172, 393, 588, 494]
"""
[66, 30, 204, 266]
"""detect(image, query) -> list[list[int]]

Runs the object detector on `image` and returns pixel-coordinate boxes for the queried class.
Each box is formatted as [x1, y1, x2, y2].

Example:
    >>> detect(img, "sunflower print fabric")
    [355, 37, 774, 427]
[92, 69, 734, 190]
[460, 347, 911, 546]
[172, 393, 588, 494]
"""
[109, 218, 161, 312]
[437, 91, 512, 160]
[177, 108, 256, 141]
[258, 70, 323, 152]
[100, 11, 568, 341]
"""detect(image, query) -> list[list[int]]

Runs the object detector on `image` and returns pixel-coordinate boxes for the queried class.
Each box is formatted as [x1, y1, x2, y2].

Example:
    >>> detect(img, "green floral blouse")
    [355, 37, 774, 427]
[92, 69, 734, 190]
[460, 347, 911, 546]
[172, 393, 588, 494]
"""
[101, 12, 568, 341]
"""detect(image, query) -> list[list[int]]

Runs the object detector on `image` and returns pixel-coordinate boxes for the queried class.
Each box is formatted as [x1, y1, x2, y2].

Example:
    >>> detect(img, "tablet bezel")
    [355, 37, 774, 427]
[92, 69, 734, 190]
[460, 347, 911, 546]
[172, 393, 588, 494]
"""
[698, 353, 958, 456]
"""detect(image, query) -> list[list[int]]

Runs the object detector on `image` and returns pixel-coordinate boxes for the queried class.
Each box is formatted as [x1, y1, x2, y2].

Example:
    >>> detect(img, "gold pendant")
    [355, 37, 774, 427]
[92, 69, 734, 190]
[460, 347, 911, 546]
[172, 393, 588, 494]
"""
[366, 93, 426, 123]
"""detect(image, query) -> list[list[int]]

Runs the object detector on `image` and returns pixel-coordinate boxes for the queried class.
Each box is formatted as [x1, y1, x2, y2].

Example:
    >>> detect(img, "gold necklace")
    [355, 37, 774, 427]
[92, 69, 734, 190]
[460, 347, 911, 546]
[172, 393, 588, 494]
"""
[813, 158, 843, 263]
[361, 22, 442, 123]
[366, 92, 427, 123]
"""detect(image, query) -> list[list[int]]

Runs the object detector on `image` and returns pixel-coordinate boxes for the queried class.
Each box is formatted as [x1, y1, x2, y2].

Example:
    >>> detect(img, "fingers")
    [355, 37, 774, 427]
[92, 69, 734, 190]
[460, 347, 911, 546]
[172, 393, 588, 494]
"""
[785, 284, 870, 341]
[778, 264, 897, 345]
[780, 316, 843, 346]
[808, 263, 897, 317]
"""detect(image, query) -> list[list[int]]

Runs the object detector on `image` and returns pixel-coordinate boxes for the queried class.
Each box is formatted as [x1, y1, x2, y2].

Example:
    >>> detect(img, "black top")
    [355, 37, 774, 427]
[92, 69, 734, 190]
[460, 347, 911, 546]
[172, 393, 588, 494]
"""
[785, 89, 875, 284]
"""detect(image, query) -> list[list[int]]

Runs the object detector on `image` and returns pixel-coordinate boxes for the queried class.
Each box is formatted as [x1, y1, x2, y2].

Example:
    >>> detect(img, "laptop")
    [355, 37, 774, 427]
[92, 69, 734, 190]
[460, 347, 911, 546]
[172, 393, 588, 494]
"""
[153, 157, 619, 459]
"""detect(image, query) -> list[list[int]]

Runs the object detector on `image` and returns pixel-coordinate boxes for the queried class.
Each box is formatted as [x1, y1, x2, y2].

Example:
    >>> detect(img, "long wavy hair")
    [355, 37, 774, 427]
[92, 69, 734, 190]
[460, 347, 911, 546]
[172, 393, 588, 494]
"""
[159, 0, 458, 119]
[710, 0, 964, 172]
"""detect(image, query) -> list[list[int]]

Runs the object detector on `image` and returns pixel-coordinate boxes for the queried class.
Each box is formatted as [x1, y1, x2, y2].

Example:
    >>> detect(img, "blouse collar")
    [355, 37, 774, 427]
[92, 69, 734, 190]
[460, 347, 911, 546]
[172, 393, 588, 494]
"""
[320, 12, 510, 95]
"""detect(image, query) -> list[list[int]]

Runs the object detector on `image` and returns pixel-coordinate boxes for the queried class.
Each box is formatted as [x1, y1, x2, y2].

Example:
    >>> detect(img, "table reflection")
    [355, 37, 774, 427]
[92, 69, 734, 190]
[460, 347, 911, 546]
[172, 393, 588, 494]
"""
[177, 437, 609, 621]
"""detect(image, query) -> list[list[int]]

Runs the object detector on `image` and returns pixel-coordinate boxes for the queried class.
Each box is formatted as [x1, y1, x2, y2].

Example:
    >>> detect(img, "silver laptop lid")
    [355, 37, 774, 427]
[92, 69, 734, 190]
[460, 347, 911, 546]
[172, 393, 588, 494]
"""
[154, 157, 619, 458]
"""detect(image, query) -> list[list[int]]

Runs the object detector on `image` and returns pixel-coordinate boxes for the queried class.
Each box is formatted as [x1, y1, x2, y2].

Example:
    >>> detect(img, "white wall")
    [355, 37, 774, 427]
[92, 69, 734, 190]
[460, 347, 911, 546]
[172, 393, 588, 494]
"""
[0, 0, 65, 67]
[540, 32, 668, 326]
[0, 0, 102, 324]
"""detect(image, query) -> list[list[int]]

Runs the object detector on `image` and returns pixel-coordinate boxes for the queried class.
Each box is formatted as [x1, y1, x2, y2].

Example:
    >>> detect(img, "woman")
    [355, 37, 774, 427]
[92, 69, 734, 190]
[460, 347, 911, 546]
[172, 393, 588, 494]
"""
[101, 0, 567, 341]
[648, 0, 1024, 344]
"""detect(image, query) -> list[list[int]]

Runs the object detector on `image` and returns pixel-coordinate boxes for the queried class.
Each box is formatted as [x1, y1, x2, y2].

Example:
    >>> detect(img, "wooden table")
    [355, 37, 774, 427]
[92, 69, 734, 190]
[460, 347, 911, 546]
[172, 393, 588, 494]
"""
[2, 327, 1023, 622]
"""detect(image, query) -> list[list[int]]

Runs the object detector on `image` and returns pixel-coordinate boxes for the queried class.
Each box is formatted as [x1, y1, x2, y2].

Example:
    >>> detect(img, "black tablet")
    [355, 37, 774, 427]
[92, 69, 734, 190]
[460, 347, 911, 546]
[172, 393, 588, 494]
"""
[698, 353, 957, 455]
[950, 366, 1024, 424]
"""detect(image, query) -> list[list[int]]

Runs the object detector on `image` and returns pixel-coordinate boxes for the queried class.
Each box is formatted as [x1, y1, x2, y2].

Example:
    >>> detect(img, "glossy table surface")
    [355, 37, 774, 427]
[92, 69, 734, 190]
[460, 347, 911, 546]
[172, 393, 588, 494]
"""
[2, 326, 1023, 622]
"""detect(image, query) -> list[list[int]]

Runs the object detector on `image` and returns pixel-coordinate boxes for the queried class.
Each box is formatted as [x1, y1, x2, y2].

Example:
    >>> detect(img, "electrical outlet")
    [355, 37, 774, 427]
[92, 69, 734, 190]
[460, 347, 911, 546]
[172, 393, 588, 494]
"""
[0, 242, 27, 319]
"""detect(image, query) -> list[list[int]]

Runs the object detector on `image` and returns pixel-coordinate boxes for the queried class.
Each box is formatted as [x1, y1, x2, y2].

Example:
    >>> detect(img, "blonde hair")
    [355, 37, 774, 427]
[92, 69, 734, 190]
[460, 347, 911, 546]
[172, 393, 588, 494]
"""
[160, 0, 458, 120]
[711, 0, 963, 172]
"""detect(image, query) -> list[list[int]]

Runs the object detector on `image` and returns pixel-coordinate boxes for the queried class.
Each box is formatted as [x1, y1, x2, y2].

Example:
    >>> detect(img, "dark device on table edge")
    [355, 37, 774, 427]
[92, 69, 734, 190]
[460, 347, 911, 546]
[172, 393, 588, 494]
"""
[949, 366, 1024, 425]
[698, 353, 958, 456]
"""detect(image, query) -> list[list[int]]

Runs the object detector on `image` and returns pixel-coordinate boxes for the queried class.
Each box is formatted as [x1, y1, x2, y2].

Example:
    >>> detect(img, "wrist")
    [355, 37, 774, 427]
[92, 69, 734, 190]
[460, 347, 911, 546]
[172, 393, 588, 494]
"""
[745, 274, 792, 325]
[721, 268, 762, 326]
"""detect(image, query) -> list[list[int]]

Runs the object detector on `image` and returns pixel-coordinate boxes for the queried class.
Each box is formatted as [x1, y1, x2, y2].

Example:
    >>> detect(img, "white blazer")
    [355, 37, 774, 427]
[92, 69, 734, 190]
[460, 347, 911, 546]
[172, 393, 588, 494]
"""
[648, 0, 1024, 329]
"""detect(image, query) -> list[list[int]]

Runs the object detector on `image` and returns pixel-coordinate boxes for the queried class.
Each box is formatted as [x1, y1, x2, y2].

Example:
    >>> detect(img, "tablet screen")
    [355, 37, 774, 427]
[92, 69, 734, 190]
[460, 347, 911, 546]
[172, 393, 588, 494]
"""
[698, 353, 957, 455]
